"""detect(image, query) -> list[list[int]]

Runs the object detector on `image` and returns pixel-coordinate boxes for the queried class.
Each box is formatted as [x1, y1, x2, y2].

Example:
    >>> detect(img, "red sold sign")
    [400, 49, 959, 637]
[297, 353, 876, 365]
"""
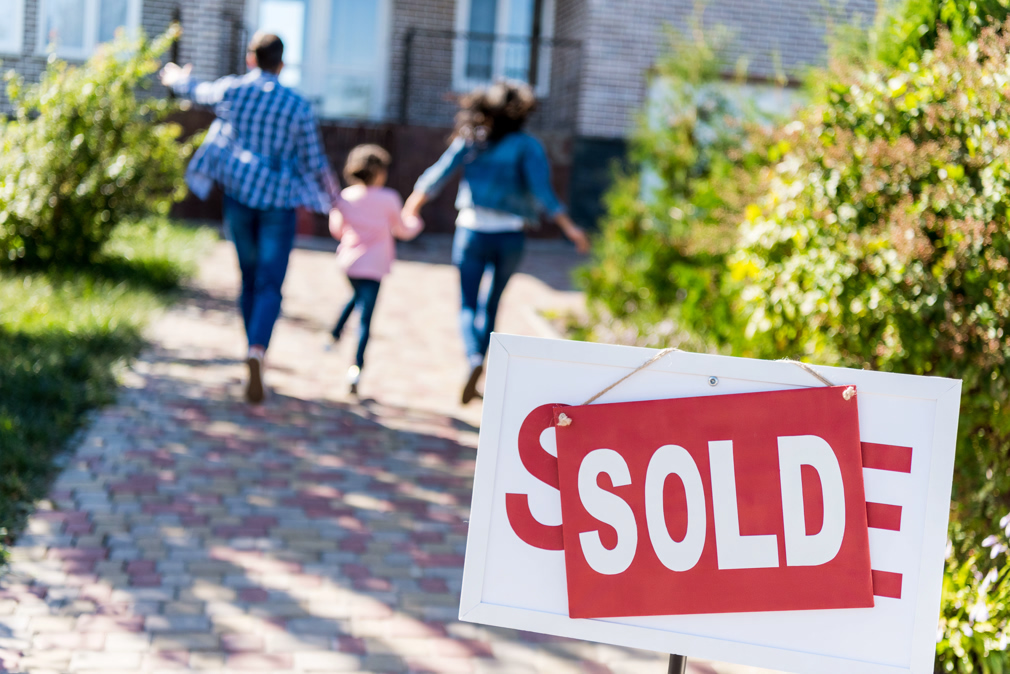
[508, 387, 875, 620]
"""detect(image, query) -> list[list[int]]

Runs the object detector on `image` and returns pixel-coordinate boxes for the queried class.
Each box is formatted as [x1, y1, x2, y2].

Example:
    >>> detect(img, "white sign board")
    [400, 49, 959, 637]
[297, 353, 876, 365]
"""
[460, 335, 961, 674]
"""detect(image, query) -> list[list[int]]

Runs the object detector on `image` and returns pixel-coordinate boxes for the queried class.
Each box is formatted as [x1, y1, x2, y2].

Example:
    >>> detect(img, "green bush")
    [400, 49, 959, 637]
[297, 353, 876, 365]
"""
[832, 0, 1010, 69]
[0, 217, 214, 564]
[580, 6, 1010, 669]
[0, 27, 190, 267]
[577, 25, 772, 349]
[729, 27, 1010, 671]
[937, 515, 1010, 673]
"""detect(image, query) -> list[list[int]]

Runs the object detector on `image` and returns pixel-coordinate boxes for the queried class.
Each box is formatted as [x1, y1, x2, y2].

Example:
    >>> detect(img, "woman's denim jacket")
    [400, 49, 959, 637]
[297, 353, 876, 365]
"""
[413, 132, 565, 222]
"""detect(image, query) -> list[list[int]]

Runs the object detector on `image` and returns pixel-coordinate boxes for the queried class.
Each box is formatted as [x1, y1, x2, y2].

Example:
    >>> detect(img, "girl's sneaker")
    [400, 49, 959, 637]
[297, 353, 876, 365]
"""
[347, 365, 361, 395]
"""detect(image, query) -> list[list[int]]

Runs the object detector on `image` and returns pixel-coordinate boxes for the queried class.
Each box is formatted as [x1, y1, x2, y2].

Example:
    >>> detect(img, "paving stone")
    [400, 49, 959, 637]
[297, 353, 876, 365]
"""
[0, 238, 750, 674]
[67, 651, 142, 671]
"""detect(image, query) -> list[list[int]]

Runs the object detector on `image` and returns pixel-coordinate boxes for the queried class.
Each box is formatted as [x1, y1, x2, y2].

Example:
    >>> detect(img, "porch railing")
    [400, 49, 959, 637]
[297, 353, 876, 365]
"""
[396, 28, 582, 132]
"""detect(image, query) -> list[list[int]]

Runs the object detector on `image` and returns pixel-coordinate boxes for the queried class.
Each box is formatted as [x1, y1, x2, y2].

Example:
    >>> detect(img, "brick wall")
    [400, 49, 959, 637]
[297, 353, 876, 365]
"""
[576, 0, 878, 139]
[386, 0, 456, 123]
[0, 0, 45, 110]
[174, 0, 248, 81]
[1, 0, 247, 112]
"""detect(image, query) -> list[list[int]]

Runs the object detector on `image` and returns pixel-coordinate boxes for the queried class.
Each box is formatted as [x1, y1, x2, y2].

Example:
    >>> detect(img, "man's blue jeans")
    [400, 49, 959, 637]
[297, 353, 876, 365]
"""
[452, 228, 525, 365]
[332, 278, 381, 369]
[223, 195, 296, 350]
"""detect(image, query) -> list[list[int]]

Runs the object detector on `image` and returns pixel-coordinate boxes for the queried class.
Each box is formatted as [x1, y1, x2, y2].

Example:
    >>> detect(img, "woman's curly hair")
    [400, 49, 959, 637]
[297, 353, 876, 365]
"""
[453, 80, 537, 144]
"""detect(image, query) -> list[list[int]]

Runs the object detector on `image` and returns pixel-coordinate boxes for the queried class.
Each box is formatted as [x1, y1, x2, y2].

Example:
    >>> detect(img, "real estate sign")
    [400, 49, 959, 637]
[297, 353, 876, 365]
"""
[460, 335, 961, 674]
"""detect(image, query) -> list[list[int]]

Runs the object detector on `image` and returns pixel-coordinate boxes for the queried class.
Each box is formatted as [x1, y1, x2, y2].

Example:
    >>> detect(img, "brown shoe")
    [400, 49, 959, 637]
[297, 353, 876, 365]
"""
[246, 353, 265, 403]
[461, 364, 483, 405]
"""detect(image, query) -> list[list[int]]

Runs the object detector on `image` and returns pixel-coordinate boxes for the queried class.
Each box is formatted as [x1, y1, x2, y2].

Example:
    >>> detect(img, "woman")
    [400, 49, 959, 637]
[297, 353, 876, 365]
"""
[402, 81, 590, 404]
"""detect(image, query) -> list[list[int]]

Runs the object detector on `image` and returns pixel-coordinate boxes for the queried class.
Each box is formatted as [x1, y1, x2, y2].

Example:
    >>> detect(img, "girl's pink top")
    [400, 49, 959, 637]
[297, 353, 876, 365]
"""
[330, 185, 424, 281]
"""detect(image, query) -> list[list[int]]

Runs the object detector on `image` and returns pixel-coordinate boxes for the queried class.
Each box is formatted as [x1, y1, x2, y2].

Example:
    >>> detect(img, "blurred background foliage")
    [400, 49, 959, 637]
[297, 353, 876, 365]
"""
[576, 20, 775, 350]
[0, 217, 213, 566]
[0, 29, 211, 564]
[831, 0, 1010, 69]
[0, 27, 191, 267]
[579, 2, 1010, 671]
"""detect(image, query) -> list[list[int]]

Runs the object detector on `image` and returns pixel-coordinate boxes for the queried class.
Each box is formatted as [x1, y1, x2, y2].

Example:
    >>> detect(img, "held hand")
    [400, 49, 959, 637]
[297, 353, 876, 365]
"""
[567, 226, 591, 254]
[556, 214, 590, 254]
[402, 191, 427, 221]
[328, 208, 345, 240]
[160, 62, 192, 88]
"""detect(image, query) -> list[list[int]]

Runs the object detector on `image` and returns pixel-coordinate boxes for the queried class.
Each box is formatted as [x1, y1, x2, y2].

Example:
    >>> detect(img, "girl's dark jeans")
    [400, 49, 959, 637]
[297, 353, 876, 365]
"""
[333, 277, 381, 368]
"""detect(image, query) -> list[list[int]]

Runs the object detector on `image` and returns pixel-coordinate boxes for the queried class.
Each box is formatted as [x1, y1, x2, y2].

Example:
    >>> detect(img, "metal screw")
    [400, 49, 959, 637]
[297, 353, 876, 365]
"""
[708, 376, 719, 387]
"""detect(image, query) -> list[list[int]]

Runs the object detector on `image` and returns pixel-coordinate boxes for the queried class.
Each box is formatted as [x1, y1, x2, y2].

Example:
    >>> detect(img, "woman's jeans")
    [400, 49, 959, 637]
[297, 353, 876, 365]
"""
[452, 228, 526, 366]
[223, 195, 297, 350]
[333, 278, 381, 369]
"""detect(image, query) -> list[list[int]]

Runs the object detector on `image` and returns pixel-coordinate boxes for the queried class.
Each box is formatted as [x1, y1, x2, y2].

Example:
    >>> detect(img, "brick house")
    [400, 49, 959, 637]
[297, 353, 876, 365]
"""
[0, 0, 875, 234]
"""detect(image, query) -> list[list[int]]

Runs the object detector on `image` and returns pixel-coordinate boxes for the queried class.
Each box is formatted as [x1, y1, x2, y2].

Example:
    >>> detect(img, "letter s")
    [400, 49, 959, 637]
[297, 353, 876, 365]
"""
[506, 404, 565, 551]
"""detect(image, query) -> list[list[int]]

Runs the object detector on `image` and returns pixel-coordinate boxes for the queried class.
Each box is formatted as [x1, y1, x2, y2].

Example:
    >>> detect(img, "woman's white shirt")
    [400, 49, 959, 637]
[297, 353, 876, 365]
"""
[455, 207, 525, 233]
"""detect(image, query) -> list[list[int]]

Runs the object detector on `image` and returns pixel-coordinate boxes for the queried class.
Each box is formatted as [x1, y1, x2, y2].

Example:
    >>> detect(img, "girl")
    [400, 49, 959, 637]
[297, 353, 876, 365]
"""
[402, 82, 590, 404]
[330, 145, 423, 394]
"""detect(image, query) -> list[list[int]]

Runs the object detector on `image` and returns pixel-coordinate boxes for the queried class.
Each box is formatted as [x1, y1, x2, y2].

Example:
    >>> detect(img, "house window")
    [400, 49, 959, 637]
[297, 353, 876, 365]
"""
[454, 0, 555, 95]
[0, 0, 26, 55]
[257, 0, 307, 88]
[252, 0, 391, 120]
[37, 0, 142, 59]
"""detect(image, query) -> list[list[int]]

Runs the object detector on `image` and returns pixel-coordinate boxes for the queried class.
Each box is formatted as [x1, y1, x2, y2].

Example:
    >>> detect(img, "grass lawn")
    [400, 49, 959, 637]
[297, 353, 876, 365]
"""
[0, 218, 215, 563]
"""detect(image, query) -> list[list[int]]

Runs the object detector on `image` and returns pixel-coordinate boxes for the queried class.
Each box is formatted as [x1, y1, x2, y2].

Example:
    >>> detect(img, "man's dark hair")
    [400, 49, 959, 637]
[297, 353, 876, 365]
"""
[248, 32, 284, 72]
[343, 144, 391, 186]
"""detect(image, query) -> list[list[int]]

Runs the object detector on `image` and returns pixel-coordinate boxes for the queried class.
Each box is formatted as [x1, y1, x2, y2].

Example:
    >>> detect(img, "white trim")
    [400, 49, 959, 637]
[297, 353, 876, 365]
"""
[462, 334, 962, 674]
[35, 0, 143, 60]
[0, 0, 26, 55]
[452, 0, 555, 96]
[372, 0, 391, 121]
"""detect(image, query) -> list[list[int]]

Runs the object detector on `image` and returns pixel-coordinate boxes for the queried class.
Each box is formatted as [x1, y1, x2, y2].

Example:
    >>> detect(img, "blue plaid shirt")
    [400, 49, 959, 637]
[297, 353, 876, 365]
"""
[171, 69, 339, 213]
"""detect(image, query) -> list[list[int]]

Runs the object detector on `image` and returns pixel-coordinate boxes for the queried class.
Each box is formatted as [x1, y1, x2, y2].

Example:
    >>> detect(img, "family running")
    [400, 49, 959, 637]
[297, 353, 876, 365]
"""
[161, 31, 590, 405]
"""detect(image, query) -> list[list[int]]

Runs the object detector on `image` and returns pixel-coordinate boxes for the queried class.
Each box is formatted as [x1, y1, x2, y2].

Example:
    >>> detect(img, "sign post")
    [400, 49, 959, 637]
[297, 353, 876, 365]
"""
[460, 334, 961, 674]
[668, 655, 687, 674]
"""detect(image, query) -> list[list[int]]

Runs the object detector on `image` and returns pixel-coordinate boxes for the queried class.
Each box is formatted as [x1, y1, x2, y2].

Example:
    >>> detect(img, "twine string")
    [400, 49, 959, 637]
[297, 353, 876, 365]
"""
[582, 347, 680, 406]
[556, 351, 855, 428]
[556, 348, 679, 426]
[780, 358, 856, 400]
[780, 359, 835, 387]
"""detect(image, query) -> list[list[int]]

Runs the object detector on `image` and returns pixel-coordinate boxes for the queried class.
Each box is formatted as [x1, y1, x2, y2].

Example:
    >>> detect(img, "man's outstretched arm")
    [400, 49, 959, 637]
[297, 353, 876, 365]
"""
[160, 62, 235, 106]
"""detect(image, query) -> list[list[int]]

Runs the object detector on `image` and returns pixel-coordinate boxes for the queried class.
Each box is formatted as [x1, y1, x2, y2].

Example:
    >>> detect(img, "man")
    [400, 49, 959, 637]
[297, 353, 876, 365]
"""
[161, 33, 339, 403]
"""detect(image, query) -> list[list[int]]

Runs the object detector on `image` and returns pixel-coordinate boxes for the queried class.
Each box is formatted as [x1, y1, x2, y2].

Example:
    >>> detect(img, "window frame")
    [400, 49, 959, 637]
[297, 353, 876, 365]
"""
[0, 0, 26, 55]
[452, 0, 556, 96]
[250, 0, 393, 122]
[35, 0, 143, 60]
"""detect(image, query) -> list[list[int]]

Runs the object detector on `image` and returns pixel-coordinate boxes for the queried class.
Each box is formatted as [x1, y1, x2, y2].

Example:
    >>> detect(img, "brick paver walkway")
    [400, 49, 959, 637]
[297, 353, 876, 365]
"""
[0, 234, 773, 674]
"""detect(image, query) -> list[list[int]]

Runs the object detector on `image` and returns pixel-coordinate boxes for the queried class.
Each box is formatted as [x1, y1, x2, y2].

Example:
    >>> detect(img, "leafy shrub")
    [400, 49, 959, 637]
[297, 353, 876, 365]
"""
[728, 27, 1010, 671]
[578, 25, 772, 349]
[0, 217, 214, 565]
[834, 0, 1010, 69]
[0, 27, 190, 267]
[937, 515, 1010, 673]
